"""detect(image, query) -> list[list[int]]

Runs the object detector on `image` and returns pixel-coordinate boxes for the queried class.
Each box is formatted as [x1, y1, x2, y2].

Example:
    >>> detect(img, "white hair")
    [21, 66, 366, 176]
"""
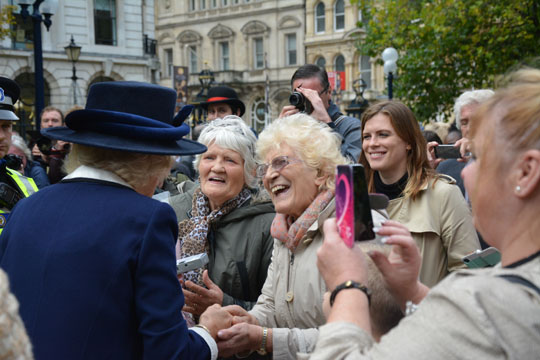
[454, 89, 495, 130]
[194, 115, 258, 188]
[10, 134, 32, 160]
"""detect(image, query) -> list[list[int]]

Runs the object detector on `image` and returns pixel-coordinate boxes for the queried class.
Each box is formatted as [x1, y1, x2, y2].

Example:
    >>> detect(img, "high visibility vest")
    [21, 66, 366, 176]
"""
[0, 168, 39, 232]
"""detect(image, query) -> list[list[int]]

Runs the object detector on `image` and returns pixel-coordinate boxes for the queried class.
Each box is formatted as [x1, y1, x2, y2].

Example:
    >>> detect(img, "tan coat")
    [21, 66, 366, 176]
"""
[387, 176, 480, 287]
[250, 199, 387, 360]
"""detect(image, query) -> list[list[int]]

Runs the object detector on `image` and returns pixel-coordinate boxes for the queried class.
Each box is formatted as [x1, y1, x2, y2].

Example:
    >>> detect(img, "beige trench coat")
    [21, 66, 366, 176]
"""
[387, 175, 480, 287]
[250, 198, 387, 359]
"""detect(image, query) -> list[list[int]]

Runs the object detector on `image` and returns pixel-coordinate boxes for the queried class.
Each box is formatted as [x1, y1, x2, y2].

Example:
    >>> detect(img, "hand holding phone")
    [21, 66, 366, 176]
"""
[335, 164, 375, 248]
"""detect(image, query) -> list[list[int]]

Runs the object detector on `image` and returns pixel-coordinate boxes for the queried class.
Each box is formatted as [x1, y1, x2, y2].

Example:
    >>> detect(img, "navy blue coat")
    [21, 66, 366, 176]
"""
[0, 179, 210, 359]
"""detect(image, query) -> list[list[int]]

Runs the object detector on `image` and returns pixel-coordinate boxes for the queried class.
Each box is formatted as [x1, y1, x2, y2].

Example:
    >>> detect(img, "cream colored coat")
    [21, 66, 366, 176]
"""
[387, 176, 480, 287]
[249, 199, 387, 359]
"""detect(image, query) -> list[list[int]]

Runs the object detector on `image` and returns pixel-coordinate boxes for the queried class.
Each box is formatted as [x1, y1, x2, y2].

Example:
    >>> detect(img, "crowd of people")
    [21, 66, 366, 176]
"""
[0, 62, 537, 360]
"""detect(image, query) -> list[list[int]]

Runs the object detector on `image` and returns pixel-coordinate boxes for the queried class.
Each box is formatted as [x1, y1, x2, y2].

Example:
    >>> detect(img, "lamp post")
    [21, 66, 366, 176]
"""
[19, 0, 57, 129]
[64, 35, 82, 105]
[382, 47, 398, 100]
[194, 64, 214, 124]
[346, 77, 369, 119]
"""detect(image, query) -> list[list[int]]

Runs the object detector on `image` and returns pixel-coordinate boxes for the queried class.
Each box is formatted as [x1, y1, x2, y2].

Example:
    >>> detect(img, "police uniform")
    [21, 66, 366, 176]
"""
[0, 77, 38, 231]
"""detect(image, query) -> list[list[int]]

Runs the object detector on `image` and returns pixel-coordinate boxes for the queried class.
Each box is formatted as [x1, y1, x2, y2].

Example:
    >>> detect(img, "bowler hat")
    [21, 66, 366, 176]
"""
[201, 86, 245, 117]
[42, 81, 207, 155]
[0, 77, 21, 121]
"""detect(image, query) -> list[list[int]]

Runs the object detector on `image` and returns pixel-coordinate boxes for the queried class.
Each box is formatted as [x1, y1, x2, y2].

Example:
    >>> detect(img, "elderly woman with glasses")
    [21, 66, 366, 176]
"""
[169, 116, 275, 325]
[216, 113, 386, 359]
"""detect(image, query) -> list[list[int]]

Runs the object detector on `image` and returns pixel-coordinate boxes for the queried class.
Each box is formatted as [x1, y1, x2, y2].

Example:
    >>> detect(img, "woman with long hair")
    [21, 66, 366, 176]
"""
[359, 101, 479, 286]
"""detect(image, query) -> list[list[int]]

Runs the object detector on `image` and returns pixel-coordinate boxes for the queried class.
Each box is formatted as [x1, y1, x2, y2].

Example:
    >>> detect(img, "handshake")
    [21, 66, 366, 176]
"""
[198, 305, 268, 358]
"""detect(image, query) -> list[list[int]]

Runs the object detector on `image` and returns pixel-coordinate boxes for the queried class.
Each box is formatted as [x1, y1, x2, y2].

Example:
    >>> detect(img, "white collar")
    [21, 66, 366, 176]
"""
[64, 165, 133, 189]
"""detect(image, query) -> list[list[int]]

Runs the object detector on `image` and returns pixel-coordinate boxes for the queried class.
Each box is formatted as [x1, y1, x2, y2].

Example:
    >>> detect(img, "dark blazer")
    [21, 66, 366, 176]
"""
[0, 179, 210, 359]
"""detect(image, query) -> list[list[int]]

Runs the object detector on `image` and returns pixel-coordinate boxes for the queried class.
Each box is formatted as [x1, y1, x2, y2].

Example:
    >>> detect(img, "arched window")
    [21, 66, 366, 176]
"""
[334, 54, 345, 72]
[251, 97, 270, 134]
[359, 55, 372, 89]
[334, 0, 345, 31]
[315, 56, 326, 69]
[315, 2, 325, 33]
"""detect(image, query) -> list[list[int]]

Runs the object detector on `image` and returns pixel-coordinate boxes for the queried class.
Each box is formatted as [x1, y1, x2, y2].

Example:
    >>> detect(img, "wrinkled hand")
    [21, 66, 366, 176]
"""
[183, 270, 224, 316]
[369, 220, 428, 308]
[455, 137, 472, 162]
[199, 304, 233, 339]
[217, 323, 262, 358]
[426, 141, 444, 169]
[222, 305, 259, 326]
[295, 87, 332, 124]
[317, 218, 368, 291]
[279, 104, 300, 118]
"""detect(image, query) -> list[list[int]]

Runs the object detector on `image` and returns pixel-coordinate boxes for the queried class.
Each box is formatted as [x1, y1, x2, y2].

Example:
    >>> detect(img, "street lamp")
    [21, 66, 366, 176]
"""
[382, 47, 398, 100]
[346, 77, 369, 119]
[193, 64, 214, 124]
[64, 35, 82, 105]
[19, 0, 57, 129]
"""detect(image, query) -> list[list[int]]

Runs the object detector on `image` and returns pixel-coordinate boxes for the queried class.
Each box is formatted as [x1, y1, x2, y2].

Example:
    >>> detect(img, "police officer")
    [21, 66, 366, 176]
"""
[0, 77, 38, 231]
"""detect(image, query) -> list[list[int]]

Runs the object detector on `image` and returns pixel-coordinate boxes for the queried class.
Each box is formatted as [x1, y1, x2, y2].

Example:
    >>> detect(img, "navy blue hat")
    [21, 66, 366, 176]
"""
[0, 77, 21, 121]
[201, 86, 245, 117]
[42, 81, 207, 155]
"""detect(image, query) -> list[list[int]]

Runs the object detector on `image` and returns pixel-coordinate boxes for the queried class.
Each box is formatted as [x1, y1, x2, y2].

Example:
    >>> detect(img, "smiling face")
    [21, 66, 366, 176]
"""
[362, 113, 410, 184]
[262, 143, 325, 219]
[199, 142, 246, 210]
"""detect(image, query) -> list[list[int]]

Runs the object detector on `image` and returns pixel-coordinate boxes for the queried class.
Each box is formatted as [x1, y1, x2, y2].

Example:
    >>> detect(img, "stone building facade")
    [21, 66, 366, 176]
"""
[0, 0, 159, 135]
[155, 0, 305, 132]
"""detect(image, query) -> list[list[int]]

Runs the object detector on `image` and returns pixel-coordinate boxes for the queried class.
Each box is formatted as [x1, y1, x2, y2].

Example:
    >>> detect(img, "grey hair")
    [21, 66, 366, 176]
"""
[194, 115, 258, 188]
[454, 89, 494, 130]
[10, 134, 32, 160]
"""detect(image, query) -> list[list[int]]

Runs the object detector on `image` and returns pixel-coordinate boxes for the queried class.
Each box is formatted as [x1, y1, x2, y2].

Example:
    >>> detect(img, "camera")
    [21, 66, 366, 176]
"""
[4, 154, 23, 172]
[36, 137, 70, 158]
[289, 91, 313, 114]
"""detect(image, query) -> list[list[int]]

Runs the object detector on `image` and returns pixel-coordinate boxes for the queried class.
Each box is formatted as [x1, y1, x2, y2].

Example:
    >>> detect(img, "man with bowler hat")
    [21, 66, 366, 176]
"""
[201, 86, 246, 121]
[0, 81, 232, 359]
[0, 77, 38, 233]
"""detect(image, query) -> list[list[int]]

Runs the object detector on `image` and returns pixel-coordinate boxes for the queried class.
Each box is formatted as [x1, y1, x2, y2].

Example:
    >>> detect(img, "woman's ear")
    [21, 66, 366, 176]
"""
[513, 149, 540, 198]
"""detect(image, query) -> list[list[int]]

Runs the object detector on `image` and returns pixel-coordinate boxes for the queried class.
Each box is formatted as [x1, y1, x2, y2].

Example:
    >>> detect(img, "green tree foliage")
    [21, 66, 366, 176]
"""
[0, 5, 16, 41]
[353, 0, 540, 122]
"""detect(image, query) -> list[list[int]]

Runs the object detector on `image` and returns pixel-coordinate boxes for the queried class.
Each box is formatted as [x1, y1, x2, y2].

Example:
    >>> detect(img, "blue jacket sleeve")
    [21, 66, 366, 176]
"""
[26, 161, 50, 189]
[136, 201, 211, 359]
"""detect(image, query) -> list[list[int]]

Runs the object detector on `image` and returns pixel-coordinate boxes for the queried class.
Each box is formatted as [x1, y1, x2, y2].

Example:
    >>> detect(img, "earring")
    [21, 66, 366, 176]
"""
[515, 185, 521, 193]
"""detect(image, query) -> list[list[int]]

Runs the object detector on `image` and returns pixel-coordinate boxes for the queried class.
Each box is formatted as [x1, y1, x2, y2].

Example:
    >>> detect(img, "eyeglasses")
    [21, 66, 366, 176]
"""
[256, 156, 303, 177]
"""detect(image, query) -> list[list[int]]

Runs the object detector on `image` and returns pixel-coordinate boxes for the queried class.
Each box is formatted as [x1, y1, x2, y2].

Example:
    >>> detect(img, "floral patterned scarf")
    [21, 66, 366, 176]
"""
[270, 189, 334, 252]
[177, 186, 252, 285]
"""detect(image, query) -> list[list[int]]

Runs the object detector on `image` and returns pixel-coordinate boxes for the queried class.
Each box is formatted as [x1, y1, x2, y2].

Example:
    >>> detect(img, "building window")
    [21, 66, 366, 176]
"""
[335, 54, 345, 72]
[254, 38, 264, 69]
[286, 34, 297, 66]
[315, 56, 326, 69]
[222, 0, 228, 6]
[165, 49, 173, 78]
[315, 2, 325, 33]
[334, 0, 345, 31]
[211, 0, 217, 8]
[94, 0, 117, 45]
[251, 97, 269, 134]
[189, 0, 196, 11]
[360, 55, 372, 89]
[220, 42, 230, 70]
[189, 45, 198, 73]
[200, 0, 206, 9]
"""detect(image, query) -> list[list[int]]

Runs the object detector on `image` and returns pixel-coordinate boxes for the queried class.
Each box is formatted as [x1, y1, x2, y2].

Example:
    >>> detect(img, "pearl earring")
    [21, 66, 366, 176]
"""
[515, 185, 521, 193]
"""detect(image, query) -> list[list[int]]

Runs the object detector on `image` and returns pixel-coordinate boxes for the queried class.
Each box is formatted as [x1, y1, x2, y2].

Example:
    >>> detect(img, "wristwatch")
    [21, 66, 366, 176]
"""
[330, 280, 371, 307]
[257, 327, 268, 355]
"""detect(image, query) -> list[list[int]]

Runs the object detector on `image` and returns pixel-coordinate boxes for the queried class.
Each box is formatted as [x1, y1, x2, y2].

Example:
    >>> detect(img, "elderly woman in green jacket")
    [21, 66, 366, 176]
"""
[170, 116, 275, 319]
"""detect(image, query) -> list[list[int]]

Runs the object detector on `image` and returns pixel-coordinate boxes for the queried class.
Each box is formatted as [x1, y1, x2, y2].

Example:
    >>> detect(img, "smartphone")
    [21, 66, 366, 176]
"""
[335, 164, 375, 248]
[462, 247, 501, 268]
[176, 253, 209, 274]
[434, 145, 461, 159]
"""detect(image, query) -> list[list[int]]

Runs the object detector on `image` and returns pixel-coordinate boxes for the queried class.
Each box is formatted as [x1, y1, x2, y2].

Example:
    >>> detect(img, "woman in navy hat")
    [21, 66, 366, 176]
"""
[0, 81, 232, 359]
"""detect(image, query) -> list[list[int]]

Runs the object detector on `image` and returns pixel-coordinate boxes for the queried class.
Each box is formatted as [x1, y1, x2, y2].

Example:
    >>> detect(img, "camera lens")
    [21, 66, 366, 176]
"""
[289, 92, 305, 110]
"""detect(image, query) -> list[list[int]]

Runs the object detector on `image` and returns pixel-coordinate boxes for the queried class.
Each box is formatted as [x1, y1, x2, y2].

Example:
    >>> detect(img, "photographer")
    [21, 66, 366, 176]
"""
[31, 106, 69, 184]
[0, 77, 39, 232]
[279, 64, 362, 162]
[8, 134, 50, 189]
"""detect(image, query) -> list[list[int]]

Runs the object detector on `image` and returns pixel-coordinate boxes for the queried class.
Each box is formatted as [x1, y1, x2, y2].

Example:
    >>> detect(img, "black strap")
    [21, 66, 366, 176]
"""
[0, 104, 14, 112]
[330, 110, 343, 122]
[235, 260, 251, 300]
[499, 274, 540, 295]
